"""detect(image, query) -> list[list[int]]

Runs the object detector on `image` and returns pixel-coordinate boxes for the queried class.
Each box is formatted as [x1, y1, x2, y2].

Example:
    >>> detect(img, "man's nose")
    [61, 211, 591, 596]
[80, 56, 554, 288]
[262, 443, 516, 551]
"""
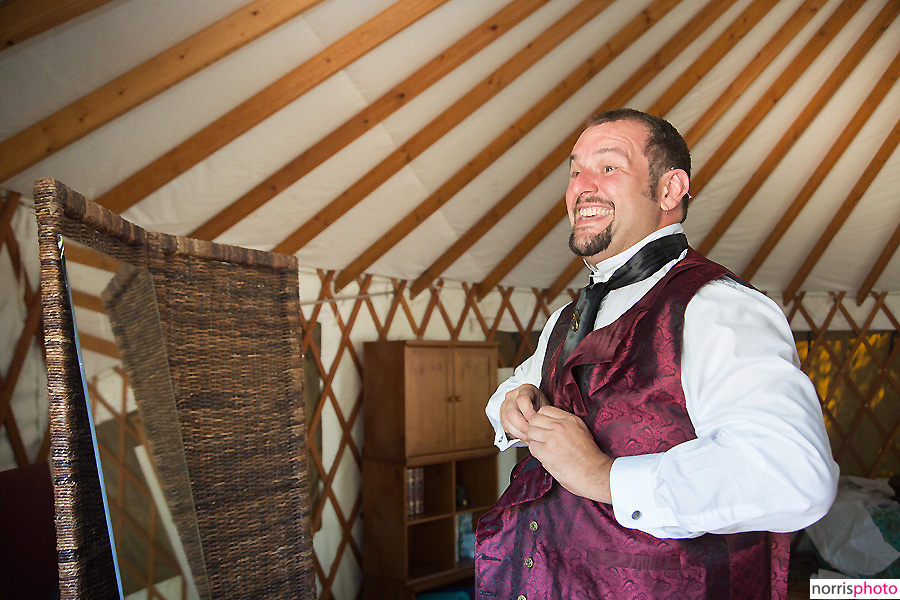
[569, 170, 598, 198]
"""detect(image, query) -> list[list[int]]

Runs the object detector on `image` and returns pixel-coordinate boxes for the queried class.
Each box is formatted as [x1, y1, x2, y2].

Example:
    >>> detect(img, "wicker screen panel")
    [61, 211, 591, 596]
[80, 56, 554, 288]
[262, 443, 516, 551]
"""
[33, 178, 315, 599]
[147, 243, 313, 598]
[102, 263, 210, 597]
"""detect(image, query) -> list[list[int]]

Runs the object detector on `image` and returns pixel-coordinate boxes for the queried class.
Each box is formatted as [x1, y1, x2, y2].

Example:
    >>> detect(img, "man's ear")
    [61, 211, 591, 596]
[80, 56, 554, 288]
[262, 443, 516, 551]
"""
[660, 168, 690, 212]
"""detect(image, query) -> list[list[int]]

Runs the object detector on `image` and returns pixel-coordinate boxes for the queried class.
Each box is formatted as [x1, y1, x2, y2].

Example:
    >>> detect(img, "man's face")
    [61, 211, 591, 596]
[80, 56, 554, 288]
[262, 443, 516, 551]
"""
[566, 120, 665, 265]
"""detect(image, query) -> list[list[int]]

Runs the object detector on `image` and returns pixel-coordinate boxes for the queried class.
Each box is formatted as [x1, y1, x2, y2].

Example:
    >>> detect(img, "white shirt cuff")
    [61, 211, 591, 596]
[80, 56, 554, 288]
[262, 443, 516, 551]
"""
[610, 454, 695, 538]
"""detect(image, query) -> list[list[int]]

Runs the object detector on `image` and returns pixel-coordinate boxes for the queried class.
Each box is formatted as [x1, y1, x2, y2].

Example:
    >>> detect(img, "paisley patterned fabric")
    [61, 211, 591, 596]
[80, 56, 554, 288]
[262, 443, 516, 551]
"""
[475, 249, 789, 599]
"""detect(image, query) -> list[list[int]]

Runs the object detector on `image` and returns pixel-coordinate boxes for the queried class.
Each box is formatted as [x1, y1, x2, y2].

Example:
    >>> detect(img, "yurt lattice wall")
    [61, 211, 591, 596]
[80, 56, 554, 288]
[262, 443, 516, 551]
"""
[3, 193, 900, 598]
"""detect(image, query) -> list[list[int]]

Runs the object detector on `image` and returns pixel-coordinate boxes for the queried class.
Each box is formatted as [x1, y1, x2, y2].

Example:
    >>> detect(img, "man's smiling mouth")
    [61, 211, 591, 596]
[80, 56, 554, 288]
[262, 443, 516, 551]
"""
[575, 205, 613, 222]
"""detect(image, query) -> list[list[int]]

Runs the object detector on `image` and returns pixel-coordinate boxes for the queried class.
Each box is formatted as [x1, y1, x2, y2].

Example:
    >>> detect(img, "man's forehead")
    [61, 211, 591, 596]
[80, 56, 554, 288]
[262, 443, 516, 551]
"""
[571, 120, 649, 161]
[569, 145, 630, 164]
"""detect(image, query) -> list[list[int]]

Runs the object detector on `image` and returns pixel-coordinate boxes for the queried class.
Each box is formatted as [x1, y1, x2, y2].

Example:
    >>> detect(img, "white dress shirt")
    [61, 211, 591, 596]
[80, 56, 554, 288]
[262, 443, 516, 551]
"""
[485, 224, 839, 539]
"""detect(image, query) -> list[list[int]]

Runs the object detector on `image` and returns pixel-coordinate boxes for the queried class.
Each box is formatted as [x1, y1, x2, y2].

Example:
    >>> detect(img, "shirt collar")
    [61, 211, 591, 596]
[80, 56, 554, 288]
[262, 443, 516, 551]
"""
[585, 224, 685, 284]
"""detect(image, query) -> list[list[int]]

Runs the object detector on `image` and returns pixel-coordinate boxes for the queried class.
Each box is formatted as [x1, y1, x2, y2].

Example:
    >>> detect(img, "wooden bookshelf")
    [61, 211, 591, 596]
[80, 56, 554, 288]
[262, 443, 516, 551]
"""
[362, 341, 499, 599]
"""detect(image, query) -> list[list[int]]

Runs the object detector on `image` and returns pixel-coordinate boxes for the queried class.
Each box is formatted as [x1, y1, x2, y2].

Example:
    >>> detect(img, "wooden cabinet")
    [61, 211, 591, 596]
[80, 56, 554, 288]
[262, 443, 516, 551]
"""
[364, 341, 497, 460]
[363, 341, 499, 599]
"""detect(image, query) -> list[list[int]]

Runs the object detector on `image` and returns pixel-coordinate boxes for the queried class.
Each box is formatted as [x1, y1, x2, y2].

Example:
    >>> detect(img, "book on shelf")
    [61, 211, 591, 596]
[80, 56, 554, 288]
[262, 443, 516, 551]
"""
[407, 467, 424, 516]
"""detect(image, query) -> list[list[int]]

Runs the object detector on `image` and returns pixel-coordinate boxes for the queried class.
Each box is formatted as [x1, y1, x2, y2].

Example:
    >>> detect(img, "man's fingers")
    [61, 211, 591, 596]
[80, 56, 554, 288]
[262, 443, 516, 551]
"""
[536, 404, 567, 417]
[517, 393, 538, 419]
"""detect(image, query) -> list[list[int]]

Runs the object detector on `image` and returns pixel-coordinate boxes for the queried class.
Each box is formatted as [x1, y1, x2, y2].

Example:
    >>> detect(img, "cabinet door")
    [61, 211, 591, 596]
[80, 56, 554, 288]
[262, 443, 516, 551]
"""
[452, 347, 496, 451]
[405, 347, 454, 457]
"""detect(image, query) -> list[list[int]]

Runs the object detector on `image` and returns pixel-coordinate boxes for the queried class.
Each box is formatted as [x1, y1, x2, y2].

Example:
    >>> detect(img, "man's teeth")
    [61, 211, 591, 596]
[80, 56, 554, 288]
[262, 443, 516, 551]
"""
[577, 206, 613, 219]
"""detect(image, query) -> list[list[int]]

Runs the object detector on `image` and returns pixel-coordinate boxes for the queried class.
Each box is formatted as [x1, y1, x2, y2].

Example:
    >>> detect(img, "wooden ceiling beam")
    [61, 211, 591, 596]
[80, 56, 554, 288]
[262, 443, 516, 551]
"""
[697, 0, 900, 257]
[188, 0, 551, 241]
[403, 0, 707, 298]
[648, 0, 781, 117]
[77, 331, 120, 359]
[857, 221, 900, 306]
[0, 0, 326, 183]
[476, 200, 567, 299]
[473, 0, 744, 299]
[272, 0, 609, 257]
[743, 51, 900, 282]
[95, 0, 448, 213]
[60, 241, 121, 272]
[0, 192, 19, 249]
[0, 291, 41, 428]
[0, 0, 115, 51]
[353, 0, 686, 295]
[689, 0, 864, 199]
[70, 289, 105, 313]
[783, 113, 900, 304]
[407, 131, 580, 298]
[683, 0, 829, 146]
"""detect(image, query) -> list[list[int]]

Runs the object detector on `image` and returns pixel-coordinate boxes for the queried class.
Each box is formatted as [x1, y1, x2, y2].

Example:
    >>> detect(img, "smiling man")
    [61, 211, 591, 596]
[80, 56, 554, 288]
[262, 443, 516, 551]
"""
[474, 109, 838, 599]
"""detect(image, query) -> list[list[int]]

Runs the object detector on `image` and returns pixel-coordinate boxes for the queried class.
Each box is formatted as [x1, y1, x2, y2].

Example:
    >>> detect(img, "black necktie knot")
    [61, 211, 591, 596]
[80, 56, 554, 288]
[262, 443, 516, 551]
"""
[557, 233, 688, 371]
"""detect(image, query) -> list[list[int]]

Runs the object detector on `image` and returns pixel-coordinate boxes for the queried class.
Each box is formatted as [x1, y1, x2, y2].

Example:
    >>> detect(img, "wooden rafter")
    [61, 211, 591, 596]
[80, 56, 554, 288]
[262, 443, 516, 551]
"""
[858, 220, 900, 305]
[698, 0, 900, 257]
[691, 0, 865, 207]
[647, 0, 785, 117]
[272, 0, 611, 257]
[0, 0, 327, 183]
[476, 199, 567, 300]
[744, 50, 900, 282]
[70, 288, 105, 313]
[783, 114, 900, 303]
[341, 0, 707, 293]
[187, 0, 550, 242]
[77, 332, 120, 359]
[683, 0, 829, 145]
[95, 0, 450, 214]
[403, 0, 693, 298]
[60, 240, 121, 272]
[0, 0, 115, 50]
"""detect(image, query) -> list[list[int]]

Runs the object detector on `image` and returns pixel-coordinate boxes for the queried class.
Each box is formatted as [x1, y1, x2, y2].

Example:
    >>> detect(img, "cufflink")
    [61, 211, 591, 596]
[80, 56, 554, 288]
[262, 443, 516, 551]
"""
[631, 510, 642, 520]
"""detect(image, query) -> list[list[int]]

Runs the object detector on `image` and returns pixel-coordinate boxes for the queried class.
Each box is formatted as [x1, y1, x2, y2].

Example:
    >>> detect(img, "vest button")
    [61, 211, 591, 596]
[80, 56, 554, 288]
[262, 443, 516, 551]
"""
[632, 510, 642, 520]
[524, 557, 534, 568]
[518, 596, 527, 600]
[529, 520, 538, 531]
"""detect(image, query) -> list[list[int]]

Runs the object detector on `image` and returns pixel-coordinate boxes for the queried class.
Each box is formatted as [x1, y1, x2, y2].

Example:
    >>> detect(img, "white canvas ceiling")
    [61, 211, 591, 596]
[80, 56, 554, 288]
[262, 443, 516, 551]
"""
[2, 0, 899, 301]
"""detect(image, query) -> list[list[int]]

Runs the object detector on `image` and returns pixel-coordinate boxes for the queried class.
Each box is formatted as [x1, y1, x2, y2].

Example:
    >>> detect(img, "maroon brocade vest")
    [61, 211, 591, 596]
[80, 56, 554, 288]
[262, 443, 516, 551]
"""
[475, 249, 789, 600]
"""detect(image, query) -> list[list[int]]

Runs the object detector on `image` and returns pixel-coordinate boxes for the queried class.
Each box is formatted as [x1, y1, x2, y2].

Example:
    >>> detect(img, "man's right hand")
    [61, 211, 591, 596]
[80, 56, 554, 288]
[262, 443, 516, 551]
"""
[499, 384, 550, 443]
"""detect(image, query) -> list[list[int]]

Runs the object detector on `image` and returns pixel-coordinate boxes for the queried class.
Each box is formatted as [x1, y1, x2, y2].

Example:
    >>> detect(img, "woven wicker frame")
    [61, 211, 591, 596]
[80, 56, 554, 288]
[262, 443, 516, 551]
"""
[34, 178, 315, 599]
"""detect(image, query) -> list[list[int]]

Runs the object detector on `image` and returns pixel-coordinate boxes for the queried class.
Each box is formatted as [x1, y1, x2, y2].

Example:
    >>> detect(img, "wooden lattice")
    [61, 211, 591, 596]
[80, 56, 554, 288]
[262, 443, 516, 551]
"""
[0, 192, 49, 468]
[87, 368, 189, 599]
[790, 292, 900, 479]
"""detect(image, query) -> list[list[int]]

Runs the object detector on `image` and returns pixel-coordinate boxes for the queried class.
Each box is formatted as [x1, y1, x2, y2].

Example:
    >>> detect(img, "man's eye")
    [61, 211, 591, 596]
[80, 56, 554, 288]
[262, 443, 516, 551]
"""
[604, 165, 616, 173]
[570, 171, 580, 178]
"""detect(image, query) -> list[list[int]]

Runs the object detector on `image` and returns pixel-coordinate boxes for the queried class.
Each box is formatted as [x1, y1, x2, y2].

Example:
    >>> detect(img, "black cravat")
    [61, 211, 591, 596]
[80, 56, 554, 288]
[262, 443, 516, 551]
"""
[557, 233, 689, 370]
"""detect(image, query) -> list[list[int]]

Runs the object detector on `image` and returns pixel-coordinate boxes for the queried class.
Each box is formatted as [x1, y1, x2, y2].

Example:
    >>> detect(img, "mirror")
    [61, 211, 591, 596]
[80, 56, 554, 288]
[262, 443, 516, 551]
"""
[61, 236, 208, 600]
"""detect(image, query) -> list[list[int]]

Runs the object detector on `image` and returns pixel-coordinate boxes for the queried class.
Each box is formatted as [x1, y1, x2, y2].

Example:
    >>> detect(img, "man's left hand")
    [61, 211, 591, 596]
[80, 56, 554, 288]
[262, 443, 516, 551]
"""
[525, 405, 614, 504]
